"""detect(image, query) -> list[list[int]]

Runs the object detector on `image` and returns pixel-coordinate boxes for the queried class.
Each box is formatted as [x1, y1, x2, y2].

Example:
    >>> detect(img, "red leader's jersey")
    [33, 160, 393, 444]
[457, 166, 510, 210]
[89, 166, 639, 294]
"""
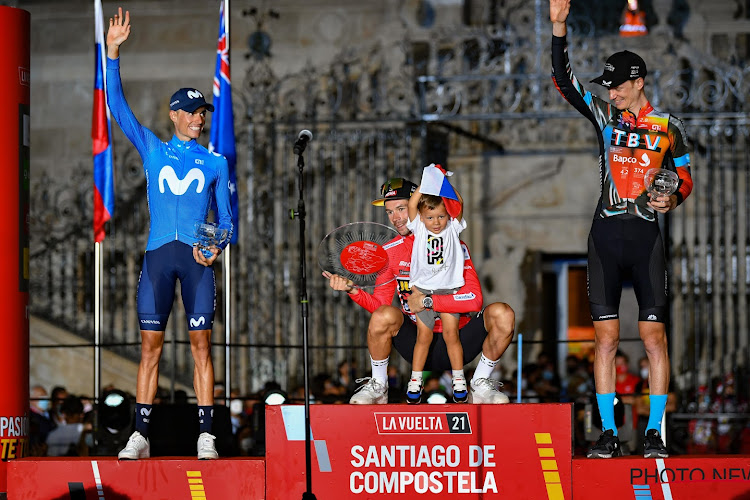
[349, 234, 484, 333]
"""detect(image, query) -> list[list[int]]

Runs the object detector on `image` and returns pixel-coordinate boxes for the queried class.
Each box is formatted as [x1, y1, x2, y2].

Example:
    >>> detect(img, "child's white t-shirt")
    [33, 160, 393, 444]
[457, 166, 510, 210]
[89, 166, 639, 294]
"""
[407, 214, 467, 291]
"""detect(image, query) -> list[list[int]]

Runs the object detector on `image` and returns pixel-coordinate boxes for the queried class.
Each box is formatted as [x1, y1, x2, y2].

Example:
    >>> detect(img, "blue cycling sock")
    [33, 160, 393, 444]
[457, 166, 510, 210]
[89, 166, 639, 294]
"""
[646, 394, 668, 432]
[135, 403, 152, 437]
[198, 405, 214, 434]
[596, 392, 617, 436]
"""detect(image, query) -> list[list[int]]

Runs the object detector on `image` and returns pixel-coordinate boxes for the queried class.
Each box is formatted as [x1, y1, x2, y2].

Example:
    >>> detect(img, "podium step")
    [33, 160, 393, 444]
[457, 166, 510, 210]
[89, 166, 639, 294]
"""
[7, 456, 265, 499]
[573, 455, 750, 499]
[265, 403, 573, 499]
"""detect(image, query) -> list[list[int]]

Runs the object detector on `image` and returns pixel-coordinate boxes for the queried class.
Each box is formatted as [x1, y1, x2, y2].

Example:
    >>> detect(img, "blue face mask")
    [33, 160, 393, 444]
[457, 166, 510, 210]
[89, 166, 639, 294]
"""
[37, 399, 50, 412]
[542, 371, 554, 381]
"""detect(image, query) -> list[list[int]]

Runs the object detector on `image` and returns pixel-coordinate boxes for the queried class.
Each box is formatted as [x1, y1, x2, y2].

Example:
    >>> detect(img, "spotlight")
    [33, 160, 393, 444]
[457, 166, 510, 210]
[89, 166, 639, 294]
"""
[92, 389, 132, 456]
[100, 389, 130, 432]
[263, 389, 288, 406]
[425, 390, 449, 404]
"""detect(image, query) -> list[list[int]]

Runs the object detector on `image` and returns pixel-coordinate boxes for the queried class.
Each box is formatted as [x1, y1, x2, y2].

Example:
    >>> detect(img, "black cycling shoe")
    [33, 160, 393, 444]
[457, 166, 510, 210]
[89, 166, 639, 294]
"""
[586, 429, 623, 458]
[643, 429, 669, 458]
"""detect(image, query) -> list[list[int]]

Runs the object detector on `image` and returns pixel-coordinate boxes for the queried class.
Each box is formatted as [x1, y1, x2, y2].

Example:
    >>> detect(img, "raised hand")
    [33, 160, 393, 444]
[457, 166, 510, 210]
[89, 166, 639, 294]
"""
[550, 0, 571, 24]
[106, 7, 131, 59]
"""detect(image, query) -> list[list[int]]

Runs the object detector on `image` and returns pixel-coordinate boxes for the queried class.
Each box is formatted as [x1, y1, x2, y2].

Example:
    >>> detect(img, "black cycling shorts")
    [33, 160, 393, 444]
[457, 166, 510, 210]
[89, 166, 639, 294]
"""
[587, 214, 667, 323]
[392, 310, 487, 371]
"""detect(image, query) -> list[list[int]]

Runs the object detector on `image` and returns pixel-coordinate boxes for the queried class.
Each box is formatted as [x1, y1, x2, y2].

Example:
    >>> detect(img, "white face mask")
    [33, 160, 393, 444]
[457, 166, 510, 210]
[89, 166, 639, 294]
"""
[230, 399, 243, 415]
[640, 368, 649, 379]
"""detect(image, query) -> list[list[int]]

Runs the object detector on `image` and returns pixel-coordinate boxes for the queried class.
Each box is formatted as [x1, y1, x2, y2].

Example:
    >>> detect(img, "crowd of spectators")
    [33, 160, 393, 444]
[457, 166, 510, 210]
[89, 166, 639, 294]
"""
[27, 354, 749, 457]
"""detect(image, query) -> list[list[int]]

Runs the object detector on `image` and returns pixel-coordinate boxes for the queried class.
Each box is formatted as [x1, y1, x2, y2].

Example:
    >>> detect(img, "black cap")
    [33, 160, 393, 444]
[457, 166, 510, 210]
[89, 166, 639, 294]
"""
[372, 178, 418, 206]
[169, 88, 214, 113]
[590, 50, 647, 89]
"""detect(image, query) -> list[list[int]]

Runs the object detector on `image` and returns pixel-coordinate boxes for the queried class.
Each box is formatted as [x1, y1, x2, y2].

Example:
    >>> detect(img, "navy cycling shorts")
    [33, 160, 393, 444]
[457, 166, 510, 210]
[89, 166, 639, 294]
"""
[587, 214, 667, 323]
[392, 310, 487, 371]
[137, 240, 216, 331]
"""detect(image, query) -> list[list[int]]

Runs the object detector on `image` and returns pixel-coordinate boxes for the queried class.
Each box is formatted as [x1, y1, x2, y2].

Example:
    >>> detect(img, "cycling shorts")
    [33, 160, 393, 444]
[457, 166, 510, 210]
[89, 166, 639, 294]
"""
[137, 240, 216, 331]
[587, 214, 667, 323]
[392, 309, 487, 371]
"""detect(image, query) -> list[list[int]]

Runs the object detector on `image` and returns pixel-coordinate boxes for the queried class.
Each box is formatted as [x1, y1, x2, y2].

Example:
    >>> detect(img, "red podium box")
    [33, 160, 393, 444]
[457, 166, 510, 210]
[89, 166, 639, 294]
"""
[7, 456, 265, 499]
[573, 455, 750, 499]
[265, 403, 572, 499]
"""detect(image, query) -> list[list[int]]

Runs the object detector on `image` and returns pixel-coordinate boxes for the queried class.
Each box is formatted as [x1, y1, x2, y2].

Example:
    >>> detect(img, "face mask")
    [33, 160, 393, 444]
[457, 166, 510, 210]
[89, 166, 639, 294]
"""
[615, 364, 628, 375]
[37, 400, 50, 412]
[230, 399, 243, 415]
[542, 371, 554, 381]
[640, 368, 649, 379]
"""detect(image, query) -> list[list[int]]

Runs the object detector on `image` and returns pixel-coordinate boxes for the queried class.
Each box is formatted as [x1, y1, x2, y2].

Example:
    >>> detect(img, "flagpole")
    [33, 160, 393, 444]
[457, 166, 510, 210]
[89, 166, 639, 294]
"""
[224, 244, 231, 406]
[94, 240, 102, 443]
[223, 0, 231, 406]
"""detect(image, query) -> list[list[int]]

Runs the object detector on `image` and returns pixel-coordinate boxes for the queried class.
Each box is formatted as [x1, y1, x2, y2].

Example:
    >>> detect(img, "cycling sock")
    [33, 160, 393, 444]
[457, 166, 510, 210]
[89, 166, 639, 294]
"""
[135, 403, 152, 437]
[198, 405, 213, 434]
[646, 394, 668, 432]
[472, 354, 499, 381]
[371, 357, 389, 385]
[596, 392, 617, 435]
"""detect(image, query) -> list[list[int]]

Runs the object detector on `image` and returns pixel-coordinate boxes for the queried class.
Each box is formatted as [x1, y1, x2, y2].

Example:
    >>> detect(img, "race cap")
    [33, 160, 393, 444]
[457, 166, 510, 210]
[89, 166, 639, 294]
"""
[169, 88, 214, 113]
[590, 50, 647, 88]
[372, 177, 418, 206]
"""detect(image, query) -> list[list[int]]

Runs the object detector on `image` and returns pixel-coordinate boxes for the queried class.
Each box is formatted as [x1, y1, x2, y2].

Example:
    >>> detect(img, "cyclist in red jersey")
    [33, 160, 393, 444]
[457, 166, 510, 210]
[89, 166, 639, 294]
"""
[324, 178, 515, 404]
[551, 0, 693, 459]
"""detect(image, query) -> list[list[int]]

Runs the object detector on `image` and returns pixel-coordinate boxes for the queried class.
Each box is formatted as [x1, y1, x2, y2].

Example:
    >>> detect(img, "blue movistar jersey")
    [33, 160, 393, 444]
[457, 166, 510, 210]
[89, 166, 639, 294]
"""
[106, 57, 233, 251]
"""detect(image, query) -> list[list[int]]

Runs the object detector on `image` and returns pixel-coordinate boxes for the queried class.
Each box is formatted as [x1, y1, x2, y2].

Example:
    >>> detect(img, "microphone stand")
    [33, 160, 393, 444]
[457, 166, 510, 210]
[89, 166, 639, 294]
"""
[289, 148, 317, 500]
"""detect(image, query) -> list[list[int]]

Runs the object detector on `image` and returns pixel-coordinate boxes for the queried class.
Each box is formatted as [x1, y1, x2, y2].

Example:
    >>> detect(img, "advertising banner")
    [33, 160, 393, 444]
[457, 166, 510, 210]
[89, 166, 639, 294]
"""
[573, 455, 750, 499]
[0, 5, 30, 494]
[266, 403, 573, 499]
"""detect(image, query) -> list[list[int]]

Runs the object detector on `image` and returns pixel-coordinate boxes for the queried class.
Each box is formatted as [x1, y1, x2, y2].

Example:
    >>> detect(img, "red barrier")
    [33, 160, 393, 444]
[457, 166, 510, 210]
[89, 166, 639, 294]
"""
[7, 457, 266, 499]
[0, 5, 30, 494]
[573, 455, 750, 499]
[265, 403, 573, 499]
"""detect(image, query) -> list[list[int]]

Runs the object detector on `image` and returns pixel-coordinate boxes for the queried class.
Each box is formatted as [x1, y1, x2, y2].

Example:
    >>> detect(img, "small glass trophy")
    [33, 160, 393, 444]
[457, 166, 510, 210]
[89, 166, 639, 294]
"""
[194, 222, 228, 259]
[644, 168, 678, 202]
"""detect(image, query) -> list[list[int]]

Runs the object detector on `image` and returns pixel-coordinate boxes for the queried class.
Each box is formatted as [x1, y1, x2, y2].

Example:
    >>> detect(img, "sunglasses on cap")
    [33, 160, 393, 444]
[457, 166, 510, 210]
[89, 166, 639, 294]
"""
[380, 178, 405, 197]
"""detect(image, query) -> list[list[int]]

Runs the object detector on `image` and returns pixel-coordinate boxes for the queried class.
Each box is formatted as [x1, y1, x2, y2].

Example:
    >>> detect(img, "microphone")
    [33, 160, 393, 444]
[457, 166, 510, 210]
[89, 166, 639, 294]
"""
[293, 129, 313, 155]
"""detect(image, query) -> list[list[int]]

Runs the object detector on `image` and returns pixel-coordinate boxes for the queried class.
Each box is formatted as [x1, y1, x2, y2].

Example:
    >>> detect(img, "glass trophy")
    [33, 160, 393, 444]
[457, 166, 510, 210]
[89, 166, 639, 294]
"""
[194, 222, 228, 259]
[644, 168, 678, 202]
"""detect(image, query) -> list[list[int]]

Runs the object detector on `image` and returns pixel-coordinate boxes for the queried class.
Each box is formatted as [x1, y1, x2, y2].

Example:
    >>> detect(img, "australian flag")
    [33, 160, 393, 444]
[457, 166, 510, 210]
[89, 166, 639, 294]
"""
[93, 0, 114, 243]
[209, 0, 239, 244]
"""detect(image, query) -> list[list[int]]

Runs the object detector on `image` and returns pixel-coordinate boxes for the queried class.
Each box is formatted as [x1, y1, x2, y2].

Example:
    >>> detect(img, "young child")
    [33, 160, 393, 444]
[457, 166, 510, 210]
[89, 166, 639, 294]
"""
[406, 166, 468, 403]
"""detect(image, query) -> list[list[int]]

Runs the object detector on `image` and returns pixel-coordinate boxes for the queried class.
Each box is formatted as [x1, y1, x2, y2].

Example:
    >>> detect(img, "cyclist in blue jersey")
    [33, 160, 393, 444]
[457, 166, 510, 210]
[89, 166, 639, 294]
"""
[106, 8, 233, 460]
[551, 0, 693, 459]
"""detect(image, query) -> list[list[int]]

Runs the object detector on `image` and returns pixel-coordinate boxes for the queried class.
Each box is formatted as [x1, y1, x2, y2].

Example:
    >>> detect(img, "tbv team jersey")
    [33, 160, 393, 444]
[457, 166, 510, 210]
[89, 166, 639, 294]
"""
[551, 36, 693, 221]
[106, 58, 233, 251]
[349, 234, 484, 333]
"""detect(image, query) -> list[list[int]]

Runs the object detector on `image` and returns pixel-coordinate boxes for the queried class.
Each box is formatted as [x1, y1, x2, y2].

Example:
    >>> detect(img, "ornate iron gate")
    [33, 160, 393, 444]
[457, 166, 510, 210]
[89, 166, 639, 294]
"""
[29, 0, 750, 403]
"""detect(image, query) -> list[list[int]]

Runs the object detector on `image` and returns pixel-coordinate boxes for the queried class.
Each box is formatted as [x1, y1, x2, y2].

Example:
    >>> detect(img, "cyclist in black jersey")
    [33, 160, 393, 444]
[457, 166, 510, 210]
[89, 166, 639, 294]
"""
[550, 0, 693, 459]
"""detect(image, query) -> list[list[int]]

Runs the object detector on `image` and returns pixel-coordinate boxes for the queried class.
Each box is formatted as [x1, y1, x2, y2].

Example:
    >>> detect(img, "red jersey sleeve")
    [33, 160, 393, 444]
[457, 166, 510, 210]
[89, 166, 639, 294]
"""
[348, 279, 398, 313]
[431, 241, 484, 314]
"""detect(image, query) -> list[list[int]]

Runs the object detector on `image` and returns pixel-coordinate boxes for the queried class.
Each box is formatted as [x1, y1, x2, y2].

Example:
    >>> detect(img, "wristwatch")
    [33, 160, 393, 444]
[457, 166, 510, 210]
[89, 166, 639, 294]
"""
[422, 295, 433, 309]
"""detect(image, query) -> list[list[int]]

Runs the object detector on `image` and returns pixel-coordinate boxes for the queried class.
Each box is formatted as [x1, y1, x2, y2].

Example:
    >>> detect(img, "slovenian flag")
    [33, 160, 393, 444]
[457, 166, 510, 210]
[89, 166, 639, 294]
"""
[209, 0, 239, 244]
[93, 0, 114, 243]
[419, 164, 462, 218]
